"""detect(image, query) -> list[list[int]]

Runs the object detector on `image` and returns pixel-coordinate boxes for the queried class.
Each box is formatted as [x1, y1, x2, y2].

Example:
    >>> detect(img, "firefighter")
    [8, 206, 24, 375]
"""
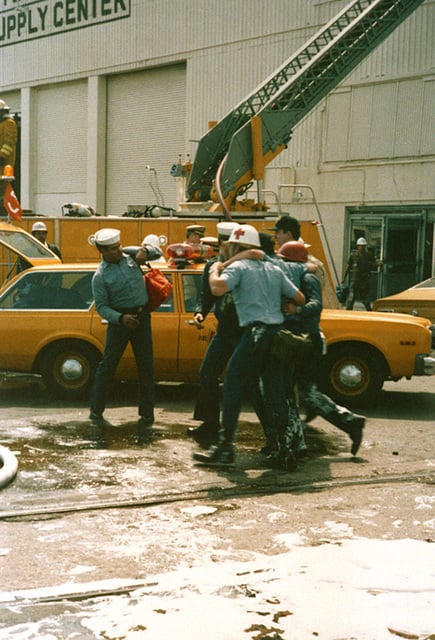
[31, 221, 63, 261]
[343, 237, 379, 311]
[269, 214, 326, 286]
[185, 224, 206, 244]
[279, 241, 365, 455]
[88, 228, 155, 441]
[0, 99, 18, 216]
[193, 224, 305, 469]
[188, 221, 242, 448]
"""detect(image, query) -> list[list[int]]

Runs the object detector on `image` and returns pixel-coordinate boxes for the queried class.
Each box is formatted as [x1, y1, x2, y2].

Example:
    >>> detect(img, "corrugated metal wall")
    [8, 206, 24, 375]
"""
[105, 64, 186, 214]
[0, 0, 433, 221]
[32, 82, 88, 214]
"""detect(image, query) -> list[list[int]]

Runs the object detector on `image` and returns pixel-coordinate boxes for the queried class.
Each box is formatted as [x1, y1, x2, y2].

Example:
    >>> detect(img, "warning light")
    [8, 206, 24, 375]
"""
[2, 165, 14, 178]
[166, 243, 217, 267]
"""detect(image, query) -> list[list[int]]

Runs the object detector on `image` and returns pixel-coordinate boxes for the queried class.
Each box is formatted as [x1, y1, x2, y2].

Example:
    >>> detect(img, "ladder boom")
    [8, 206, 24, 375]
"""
[186, 0, 426, 205]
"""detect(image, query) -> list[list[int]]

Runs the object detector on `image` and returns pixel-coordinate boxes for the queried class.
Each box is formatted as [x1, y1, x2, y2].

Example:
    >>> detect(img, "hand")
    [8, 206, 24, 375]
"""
[209, 261, 223, 276]
[282, 301, 297, 316]
[193, 312, 204, 327]
[122, 313, 140, 329]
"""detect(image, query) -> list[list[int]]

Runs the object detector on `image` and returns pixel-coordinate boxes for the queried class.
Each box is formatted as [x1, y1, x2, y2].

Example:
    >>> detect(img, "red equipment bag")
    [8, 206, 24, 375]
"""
[144, 266, 172, 311]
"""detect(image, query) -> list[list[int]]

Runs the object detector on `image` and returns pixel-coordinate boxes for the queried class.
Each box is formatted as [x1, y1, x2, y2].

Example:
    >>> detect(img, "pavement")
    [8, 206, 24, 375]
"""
[0, 377, 434, 639]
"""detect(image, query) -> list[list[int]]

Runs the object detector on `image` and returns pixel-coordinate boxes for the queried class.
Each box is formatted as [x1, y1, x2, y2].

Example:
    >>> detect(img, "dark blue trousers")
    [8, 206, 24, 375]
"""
[220, 325, 289, 447]
[90, 310, 154, 420]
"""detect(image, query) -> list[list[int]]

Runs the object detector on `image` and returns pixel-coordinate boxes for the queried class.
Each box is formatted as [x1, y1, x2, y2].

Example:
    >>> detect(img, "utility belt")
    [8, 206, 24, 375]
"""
[115, 305, 147, 315]
[245, 322, 282, 368]
[245, 321, 281, 329]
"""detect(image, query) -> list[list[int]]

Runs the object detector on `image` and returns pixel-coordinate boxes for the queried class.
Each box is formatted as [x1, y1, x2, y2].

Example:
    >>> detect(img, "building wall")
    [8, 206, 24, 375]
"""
[0, 0, 434, 272]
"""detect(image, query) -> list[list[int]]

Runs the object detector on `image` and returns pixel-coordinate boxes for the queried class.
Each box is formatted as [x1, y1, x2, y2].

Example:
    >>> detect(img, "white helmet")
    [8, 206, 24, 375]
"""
[32, 221, 48, 232]
[228, 224, 260, 248]
[142, 233, 167, 248]
[356, 237, 367, 246]
[0, 99, 10, 113]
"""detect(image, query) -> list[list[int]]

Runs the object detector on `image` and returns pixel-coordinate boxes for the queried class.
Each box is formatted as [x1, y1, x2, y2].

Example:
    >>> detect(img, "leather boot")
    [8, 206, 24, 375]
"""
[339, 414, 365, 455]
[187, 423, 220, 449]
[265, 447, 297, 472]
[193, 440, 234, 465]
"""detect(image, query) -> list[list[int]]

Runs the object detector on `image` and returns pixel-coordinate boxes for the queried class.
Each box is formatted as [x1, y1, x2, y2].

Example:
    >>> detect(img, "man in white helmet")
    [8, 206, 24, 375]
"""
[193, 224, 305, 469]
[343, 237, 378, 311]
[31, 221, 63, 260]
[0, 99, 18, 217]
[188, 221, 242, 448]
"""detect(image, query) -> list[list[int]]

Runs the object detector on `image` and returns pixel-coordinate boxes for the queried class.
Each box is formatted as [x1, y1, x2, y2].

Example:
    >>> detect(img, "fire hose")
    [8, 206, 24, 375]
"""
[0, 445, 18, 489]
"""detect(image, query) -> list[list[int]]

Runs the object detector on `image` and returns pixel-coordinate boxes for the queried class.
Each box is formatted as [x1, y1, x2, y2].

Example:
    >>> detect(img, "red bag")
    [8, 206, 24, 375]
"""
[144, 267, 172, 311]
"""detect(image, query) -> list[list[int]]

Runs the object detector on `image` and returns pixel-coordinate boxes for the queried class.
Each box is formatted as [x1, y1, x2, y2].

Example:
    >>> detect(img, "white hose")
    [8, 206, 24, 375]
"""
[0, 445, 18, 489]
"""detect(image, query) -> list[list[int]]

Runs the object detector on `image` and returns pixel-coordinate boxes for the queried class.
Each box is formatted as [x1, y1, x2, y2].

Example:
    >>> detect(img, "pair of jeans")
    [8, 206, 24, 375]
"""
[90, 310, 154, 419]
[193, 325, 241, 428]
[220, 325, 288, 448]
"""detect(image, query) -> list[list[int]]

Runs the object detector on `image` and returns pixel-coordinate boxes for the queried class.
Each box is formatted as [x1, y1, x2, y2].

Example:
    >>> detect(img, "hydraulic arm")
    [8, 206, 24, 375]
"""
[186, 0, 426, 213]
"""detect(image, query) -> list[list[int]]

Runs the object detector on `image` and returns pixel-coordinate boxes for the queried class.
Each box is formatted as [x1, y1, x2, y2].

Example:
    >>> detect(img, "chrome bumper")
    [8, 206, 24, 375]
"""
[417, 353, 435, 376]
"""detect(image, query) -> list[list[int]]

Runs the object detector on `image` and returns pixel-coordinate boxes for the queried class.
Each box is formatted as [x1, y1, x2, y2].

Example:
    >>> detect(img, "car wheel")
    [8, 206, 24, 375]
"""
[319, 344, 385, 406]
[38, 340, 101, 399]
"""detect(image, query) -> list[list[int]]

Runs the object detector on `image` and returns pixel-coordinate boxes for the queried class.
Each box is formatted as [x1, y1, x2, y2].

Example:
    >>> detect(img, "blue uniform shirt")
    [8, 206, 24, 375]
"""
[221, 258, 299, 327]
[92, 254, 148, 324]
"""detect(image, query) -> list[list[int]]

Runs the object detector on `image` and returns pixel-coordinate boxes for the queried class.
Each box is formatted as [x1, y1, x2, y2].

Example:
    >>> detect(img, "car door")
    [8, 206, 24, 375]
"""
[0, 269, 98, 372]
[176, 270, 217, 381]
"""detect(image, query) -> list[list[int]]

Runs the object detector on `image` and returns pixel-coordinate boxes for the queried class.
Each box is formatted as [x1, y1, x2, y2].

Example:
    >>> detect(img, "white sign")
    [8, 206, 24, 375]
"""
[0, 0, 131, 47]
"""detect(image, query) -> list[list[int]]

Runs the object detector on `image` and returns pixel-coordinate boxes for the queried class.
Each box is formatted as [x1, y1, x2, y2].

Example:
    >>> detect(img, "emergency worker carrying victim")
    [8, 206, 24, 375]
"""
[193, 224, 305, 469]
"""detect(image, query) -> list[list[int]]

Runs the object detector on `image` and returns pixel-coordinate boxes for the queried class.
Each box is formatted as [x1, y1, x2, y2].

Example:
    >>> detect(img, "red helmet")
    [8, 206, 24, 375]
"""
[277, 241, 308, 262]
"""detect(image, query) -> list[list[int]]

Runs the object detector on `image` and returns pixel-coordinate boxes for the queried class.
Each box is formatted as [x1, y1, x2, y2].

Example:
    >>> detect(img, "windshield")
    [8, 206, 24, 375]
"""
[413, 276, 435, 289]
[0, 228, 57, 259]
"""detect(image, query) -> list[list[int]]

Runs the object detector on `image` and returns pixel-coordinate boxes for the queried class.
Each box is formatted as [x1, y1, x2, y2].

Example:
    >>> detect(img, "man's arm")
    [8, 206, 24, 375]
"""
[284, 272, 322, 317]
[222, 248, 264, 269]
[280, 269, 305, 306]
[193, 259, 216, 325]
[208, 261, 230, 297]
[291, 289, 305, 306]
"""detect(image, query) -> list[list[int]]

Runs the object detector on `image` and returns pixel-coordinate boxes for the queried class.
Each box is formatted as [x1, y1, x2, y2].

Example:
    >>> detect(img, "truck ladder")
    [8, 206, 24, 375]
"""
[186, 0, 426, 207]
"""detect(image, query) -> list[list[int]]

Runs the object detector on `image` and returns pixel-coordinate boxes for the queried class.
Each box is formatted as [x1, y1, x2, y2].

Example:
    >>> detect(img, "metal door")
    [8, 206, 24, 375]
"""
[382, 214, 425, 296]
[347, 212, 425, 299]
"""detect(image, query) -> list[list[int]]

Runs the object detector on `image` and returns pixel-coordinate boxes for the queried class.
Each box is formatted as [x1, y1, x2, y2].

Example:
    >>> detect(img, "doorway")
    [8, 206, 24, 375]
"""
[346, 209, 428, 299]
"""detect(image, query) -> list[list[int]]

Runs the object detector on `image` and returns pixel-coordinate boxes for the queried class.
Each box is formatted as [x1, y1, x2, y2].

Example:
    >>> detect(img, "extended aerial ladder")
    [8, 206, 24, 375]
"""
[186, 0, 426, 216]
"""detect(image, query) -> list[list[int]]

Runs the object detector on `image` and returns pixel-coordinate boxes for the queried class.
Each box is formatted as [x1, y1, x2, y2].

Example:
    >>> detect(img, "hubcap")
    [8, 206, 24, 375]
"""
[60, 358, 84, 382]
[338, 363, 363, 389]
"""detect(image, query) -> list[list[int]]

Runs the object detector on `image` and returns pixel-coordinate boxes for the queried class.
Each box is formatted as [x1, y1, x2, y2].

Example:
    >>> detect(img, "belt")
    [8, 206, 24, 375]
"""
[115, 305, 146, 315]
[246, 322, 281, 328]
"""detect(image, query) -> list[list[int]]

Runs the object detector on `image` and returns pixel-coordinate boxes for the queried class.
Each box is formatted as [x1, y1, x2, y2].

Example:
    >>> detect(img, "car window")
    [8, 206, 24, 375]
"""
[182, 273, 203, 312]
[413, 276, 435, 289]
[0, 271, 94, 310]
[0, 229, 57, 259]
[152, 273, 174, 312]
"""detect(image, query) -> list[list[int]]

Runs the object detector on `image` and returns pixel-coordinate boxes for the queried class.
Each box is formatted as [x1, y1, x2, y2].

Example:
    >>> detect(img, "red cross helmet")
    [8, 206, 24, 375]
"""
[228, 224, 261, 248]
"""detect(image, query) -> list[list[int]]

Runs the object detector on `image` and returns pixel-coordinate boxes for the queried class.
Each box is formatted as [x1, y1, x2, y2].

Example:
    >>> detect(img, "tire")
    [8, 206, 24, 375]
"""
[319, 344, 385, 407]
[38, 340, 101, 400]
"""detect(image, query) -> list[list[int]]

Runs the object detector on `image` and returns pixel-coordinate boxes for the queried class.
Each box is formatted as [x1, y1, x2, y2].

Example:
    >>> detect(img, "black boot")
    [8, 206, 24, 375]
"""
[187, 423, 220, 449]
[265, 448, 297, 472]
[339, 414, 365, 455]
[193, 441, 234, 465]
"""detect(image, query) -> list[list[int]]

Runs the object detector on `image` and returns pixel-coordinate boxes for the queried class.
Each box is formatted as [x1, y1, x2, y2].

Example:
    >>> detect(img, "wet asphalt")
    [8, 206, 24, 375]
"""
[0, 377, 434, 639]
